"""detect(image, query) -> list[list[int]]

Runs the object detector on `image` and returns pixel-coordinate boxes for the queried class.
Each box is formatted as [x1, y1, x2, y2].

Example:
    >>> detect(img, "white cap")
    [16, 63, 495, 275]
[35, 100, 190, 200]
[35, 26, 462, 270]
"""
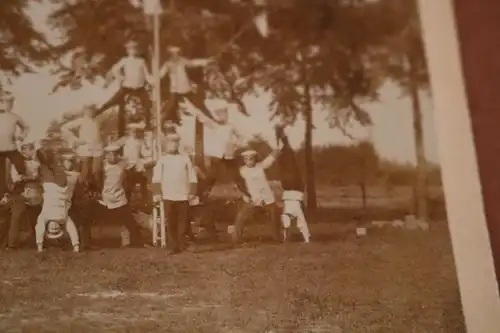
[45, 221, 64, 240]
[104, 143, 121, 152]
[241, 149, 257, 157]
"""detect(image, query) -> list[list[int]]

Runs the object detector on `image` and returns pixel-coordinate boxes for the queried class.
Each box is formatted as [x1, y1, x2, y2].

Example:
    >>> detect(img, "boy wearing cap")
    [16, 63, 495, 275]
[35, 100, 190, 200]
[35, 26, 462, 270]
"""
[96, 143, 144, 247]
[232, 147, 282, 244]
[114, 123, 149, 204]
[35, 149, 80, 252]
[159, 45, 216, 125]
[0, 90, 30, 202]
[61, 104, 103, 194]
[152, 133, 197, 254]
[96, 40, 152, 131]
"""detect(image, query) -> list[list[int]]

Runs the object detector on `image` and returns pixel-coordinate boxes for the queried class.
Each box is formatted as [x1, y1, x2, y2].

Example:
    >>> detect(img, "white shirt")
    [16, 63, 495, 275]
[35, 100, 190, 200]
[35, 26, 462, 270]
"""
[40, 183, 69, 221]
[113, 56, 149, 89]
[152, 154, 197, 201]
[161, 58, 209, 94]
[239, 156, 276, 205]
[121, 136, 143, 169]
[11, 158, 40, 183]
[206, 123, 239, 159]
[102, 162, 128, 209]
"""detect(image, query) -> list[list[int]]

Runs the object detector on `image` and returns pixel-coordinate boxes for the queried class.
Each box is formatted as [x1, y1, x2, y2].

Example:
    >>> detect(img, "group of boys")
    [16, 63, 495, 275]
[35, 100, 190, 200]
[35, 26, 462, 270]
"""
[0, 38, 312, 254]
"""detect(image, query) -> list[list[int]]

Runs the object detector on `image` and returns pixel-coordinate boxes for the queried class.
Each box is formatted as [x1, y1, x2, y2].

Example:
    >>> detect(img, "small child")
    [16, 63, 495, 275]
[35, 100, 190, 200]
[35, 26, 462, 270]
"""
[275, 123, 310, 243]
[97, 143, 144, 248]
[61, 104, 103, 193]
[97, 40, 152, 128]
[152, 133, 197, 254]
[34, 149, 80, 253]
[232, 147, 282, 244]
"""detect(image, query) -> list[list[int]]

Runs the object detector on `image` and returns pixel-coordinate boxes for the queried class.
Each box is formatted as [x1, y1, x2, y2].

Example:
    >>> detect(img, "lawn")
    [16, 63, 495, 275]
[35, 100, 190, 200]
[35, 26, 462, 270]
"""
[0, 218, 465, 332]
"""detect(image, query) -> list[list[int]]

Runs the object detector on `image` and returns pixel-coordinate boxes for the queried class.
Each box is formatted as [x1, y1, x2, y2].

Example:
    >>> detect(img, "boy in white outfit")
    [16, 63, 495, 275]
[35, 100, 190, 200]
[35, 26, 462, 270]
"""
[35, 149, 80, 253]
[232, 147, 282, 244]
[152, 133, 197, 254]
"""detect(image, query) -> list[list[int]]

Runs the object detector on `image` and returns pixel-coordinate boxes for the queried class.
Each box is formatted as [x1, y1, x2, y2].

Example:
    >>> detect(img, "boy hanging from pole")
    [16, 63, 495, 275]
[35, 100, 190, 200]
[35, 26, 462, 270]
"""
[159, 45, 217, 125]
[96, 40, 152, 133]
[275, 119, 311, 243]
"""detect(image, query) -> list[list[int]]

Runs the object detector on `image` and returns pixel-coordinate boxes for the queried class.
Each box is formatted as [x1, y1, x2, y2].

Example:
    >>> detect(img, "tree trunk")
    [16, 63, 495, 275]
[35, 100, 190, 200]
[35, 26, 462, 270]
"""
[303, 84, 317, 214]
[194, 117, 205, 170]
[409, 63, 428, 222]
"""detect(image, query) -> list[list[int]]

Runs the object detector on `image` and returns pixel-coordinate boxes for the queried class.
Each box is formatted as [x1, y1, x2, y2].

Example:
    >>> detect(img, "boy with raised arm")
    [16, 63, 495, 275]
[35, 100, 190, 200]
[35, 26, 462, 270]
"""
[232, 146, 282, 244]
[96, 40, 152, 129]
[152, 133, 198, 255]
[159, 45, 217, 125]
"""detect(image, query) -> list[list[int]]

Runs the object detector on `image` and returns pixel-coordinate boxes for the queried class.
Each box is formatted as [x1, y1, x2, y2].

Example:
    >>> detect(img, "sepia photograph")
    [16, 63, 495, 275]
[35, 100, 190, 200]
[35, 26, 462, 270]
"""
[0, 0, 468, 332]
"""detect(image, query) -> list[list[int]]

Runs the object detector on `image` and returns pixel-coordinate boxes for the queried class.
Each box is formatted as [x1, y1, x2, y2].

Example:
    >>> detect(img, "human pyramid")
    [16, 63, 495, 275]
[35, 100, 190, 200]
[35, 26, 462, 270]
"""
[0, 40, 311, 255]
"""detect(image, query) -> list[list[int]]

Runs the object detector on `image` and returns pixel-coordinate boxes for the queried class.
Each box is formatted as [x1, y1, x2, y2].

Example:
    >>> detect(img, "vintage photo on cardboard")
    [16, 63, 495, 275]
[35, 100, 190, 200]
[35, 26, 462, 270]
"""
[0, 0, 465, 331]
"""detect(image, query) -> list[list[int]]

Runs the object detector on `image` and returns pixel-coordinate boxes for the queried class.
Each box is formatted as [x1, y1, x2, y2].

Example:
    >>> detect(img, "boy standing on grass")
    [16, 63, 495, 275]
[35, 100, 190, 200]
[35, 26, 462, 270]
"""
[114, 123, 149, 204]
[96, 40, 152, 130]
[152, 133, 197, 255]
[96, 143, 146, 248]
[231, 147, 282, 244]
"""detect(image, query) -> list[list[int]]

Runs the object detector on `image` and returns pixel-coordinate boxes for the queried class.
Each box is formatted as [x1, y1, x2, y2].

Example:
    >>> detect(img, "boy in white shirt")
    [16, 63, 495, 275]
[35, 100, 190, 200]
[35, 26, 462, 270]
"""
[35, 149, 80, 253]
[61, 104, 103, 194]
[96, 40, 152, 130]
[159, 45, 216, 125]
[232, 148, 282, 244]
[202, 104, 245, 200]
[152, 133, 197, 254]
[96, 143, 145, 248]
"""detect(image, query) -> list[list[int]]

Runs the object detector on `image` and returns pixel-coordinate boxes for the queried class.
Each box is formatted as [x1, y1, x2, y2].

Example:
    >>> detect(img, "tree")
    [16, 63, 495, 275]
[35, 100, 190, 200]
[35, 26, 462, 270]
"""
[0, 0, 52, 77]
[372, 0, 430, 221]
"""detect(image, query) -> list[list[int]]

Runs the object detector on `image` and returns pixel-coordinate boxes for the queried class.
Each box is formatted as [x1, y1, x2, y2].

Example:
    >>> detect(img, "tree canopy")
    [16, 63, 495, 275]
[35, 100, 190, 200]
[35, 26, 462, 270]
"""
[0, 0, 52, 77]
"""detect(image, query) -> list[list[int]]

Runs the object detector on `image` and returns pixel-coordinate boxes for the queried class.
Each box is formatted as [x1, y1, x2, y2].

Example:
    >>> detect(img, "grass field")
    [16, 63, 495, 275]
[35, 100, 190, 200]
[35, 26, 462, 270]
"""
[0, 184, 462, 332]
[0, 220, 464, 332]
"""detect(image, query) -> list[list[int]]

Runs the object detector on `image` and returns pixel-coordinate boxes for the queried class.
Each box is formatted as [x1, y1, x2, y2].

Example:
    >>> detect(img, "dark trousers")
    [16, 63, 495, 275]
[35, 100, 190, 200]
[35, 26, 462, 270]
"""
[124, 169, 148, 202]
[163, 90, 215, 124]
[163, 200, 189, 251]
[6, 195, 41, 248]
[233, 202, 282, 244]
[0, 150, 26, 196]
[106, 204, 142, 246]
[201, 157, 239, 196]
[98, 86, 151, 135]
[79, 156, 102, 191]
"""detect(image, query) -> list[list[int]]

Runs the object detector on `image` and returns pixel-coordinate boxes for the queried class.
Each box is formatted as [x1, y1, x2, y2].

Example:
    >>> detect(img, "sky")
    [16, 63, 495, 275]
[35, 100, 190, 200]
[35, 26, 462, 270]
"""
[8, 0, 439, 164]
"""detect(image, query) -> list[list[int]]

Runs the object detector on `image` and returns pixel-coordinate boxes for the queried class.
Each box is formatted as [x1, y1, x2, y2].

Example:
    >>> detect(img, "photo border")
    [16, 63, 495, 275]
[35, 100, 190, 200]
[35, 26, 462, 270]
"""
[418, 0, 500, 331]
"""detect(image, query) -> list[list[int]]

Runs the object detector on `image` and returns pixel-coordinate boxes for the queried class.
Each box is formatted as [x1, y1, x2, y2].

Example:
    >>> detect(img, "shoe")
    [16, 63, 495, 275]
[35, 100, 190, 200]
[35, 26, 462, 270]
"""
[73, 244, 80, 253]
